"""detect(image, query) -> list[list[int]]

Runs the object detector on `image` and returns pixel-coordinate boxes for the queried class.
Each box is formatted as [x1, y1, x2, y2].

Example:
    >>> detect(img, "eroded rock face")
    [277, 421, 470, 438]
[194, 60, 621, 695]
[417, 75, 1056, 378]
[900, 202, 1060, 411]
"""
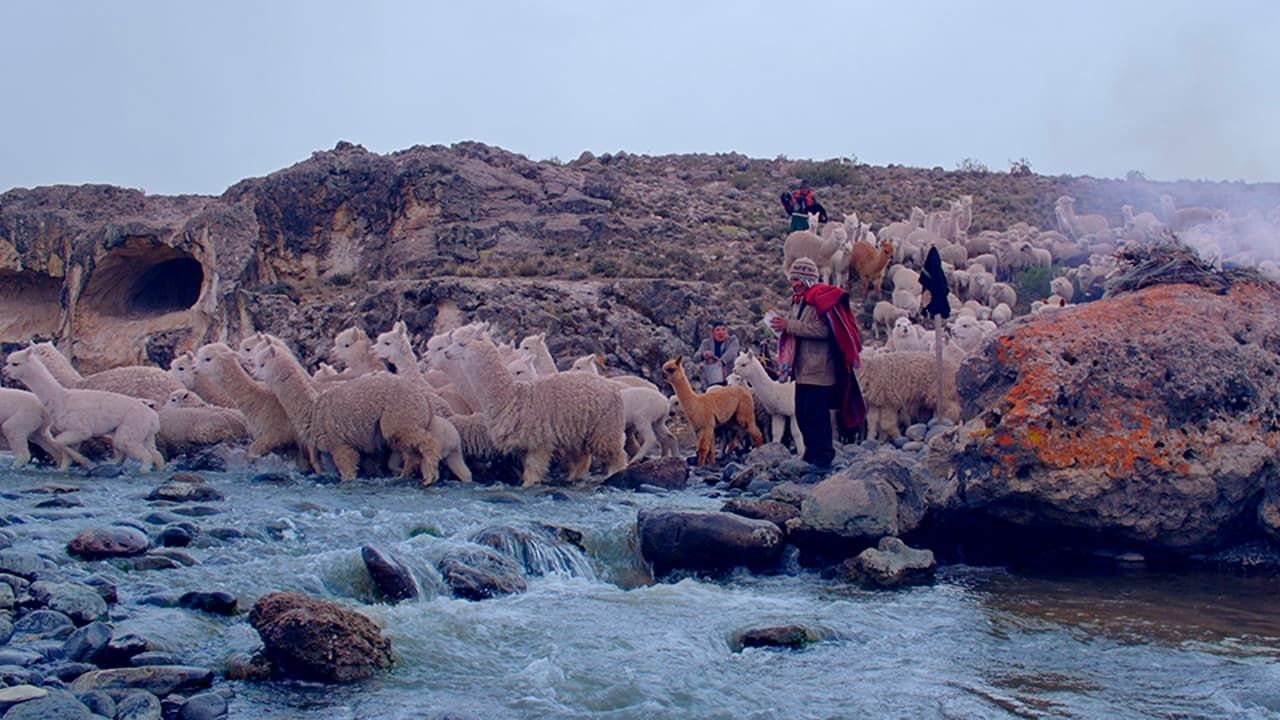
[247, 591, 393, 683]
[941, 282, 1280, 551]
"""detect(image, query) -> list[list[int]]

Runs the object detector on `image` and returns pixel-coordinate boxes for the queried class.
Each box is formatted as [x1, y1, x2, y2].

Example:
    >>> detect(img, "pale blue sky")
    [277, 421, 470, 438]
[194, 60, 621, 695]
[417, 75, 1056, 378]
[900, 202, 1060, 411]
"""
[2, 1, 1278, 195]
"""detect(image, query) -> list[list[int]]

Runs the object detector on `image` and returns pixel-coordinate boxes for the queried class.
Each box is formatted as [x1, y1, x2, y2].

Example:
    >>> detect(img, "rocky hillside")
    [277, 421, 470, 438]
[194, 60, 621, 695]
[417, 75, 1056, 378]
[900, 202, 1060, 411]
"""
[2, 141, 1278, 378]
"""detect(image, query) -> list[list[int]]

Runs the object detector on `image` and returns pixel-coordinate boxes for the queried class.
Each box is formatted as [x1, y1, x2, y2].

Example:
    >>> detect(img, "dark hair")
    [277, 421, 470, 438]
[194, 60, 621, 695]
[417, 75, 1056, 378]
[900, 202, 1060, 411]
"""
[710, 319, 727, 328]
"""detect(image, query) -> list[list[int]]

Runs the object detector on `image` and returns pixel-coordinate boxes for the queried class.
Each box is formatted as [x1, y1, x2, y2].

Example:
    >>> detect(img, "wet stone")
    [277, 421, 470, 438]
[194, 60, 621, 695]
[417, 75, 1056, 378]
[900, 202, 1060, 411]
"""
[130, 651, 185, 667]
[142, 512, 185, 526]
[114, 690, 162, 720]
[81, 574, 118, 604]
[147, 477, 223, 504]
[30, 581, 108, 626]
[70, 666, 213, 697]
[63, 621, 113, 663]
[34, 496, 84, 509]
[85, 465, 126, 479]
[12, 609, 75, 640]
[27, 483, 80, 495]
[76, 689, 116, 718]
[169, 505, 221, 518]
[0, 550, 48, 580]
[178, 690, 228, 720]
[177, 591, 237, 616]
[0, 647, 45, 666]
[115, 556, 181, 572]
[159, 524, 196, 547]
[50, 661, 97, 681]
[204, 527, 248, 542]
[1, 690, 98, 720]
[148, 549, 199, 567]
[67, 527, 150, 560]
[0, 684, 49, 710]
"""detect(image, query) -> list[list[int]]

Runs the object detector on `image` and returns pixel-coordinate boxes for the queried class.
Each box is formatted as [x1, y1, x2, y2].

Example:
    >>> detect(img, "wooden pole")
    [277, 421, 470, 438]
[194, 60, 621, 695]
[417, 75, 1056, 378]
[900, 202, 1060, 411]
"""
[934, 313, 945, 420]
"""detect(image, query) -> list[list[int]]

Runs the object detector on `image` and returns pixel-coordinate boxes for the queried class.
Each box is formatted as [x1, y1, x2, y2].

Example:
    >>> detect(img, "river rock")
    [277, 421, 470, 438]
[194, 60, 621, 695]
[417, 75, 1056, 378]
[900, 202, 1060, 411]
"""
[637, 509, 784, 576]
[437, 547, 528, 600]
[733, 625, 823, 651]
[0, 550, 48, 580]
[177, 591, 238, 616]
[75, 690, 115, 719]
[29, 581, 108, 625]
[1, 690, 97, 720]
[66, 527, 150, 560]
[159, 523, 198, 547]
[360, 545, 419, 603]
[114, 691, 162, 720]
[248, 591, 394, 682]
[941, 281, 1280, 553]
[70, 666, 213, 697]
[838, 537, 937, 589]
[0, 684, 47, 711]
[178, 691, 228, 720]
[94, 634, 157, 668]
[720, 498, 800, 529]
[146, 474, 222, 504]
[602, 457, 689, 491]
[62, 620, 113, 663]
[0, 580, 14, 610]
[11, 609, 75, 641]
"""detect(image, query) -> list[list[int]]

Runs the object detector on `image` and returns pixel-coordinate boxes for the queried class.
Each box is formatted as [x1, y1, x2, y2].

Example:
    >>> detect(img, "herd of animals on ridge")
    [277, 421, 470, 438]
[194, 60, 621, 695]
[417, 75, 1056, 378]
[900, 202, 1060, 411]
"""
[1, 191, 1277, 485]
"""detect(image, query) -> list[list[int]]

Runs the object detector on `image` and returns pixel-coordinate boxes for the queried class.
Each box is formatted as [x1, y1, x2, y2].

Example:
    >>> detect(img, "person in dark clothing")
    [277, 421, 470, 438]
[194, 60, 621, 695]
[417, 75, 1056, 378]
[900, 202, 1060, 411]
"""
[696, 320, 739, 388]
[780, 184, 829, 228]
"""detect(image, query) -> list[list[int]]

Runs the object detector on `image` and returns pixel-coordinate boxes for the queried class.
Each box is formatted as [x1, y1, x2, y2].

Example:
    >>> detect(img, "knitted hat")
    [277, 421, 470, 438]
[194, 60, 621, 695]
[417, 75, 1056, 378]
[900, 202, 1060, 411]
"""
[788, 257, 820, 285]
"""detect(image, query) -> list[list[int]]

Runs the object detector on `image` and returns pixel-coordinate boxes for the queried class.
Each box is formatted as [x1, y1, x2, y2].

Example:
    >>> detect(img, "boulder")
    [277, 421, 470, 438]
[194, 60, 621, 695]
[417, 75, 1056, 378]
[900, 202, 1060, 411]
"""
[637, 509, 784, 576]
[838, 537, 936, 589]
[1, 691, 97, 720]
[69, 665, 213, 696]
[601, 457, 689, 491]
[147, 475, 223, 503]
[66, 527, 150, 560]
[360, 544, 419, 603]
[436, 547, 527, 600]
[29, 581, 108, 625]
[247, 591, 394, 682]
[941, 281, 1280, 552]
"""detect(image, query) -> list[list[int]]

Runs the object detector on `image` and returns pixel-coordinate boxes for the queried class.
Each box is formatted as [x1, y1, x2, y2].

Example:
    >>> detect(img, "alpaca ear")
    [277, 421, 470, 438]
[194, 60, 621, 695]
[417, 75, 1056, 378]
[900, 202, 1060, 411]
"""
[594, 353, 605, 367]
[395, 320, 407, 334]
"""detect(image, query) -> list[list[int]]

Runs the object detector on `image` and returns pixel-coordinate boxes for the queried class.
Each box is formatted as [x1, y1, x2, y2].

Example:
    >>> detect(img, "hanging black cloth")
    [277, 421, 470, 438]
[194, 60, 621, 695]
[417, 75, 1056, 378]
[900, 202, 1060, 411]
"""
[921, 245, 951, 319]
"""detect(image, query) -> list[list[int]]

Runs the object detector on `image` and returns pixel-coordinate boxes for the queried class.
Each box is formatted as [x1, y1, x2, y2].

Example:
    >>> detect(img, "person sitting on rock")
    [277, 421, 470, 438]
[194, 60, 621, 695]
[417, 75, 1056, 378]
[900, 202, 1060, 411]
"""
[696, 320, 739, 388]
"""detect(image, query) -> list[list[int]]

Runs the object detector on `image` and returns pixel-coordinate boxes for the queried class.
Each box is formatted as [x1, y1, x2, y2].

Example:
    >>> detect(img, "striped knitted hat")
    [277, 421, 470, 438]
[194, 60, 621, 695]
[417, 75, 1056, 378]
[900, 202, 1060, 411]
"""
[788, 257, 820, 285]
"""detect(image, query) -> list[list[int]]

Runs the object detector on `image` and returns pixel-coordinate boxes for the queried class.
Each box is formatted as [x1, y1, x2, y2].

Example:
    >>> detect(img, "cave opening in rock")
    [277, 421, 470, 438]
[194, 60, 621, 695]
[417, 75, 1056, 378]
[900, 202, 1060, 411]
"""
[128, 257, 203, 313]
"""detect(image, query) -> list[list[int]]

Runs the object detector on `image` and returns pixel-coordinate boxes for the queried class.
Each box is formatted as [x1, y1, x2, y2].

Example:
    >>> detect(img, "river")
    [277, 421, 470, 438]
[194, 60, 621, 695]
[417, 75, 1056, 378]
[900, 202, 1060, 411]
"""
[4, 457, 1279, 720]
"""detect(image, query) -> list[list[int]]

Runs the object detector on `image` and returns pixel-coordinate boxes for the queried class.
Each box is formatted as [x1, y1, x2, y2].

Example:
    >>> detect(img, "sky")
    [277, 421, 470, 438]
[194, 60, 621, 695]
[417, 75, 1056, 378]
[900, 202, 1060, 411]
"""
[2, 0, 1279, 196]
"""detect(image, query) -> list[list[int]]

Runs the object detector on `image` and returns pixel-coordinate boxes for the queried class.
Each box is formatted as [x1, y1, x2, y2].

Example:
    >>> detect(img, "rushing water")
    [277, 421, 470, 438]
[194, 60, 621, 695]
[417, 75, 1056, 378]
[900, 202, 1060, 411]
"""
[4, 456, 1280, 720]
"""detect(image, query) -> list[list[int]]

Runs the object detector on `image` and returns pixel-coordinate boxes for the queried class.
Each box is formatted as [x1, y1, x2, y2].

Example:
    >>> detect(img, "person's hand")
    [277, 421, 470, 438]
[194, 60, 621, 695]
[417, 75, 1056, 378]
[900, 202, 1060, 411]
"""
[703, 351, 714, 360]
[769, 315, 787, 332]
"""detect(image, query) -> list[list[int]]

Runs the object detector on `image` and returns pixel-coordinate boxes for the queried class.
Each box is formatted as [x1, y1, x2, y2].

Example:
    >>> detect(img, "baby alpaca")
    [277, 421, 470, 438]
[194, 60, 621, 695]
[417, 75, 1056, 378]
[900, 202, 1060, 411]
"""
[0, 388, 90, 470]
[661, 356, 763, 466]
[4, 348, 164, 472]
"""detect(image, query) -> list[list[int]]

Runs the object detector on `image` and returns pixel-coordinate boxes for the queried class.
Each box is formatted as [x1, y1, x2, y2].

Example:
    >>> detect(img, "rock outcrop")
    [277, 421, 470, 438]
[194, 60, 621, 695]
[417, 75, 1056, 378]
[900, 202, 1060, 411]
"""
[247, 591, 394, 682]
[939, 281, 1280, 552]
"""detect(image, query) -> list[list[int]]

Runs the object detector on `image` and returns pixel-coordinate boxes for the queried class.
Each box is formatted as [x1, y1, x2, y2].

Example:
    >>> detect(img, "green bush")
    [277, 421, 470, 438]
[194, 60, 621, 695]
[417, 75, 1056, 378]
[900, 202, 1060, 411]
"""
[1013, 265, 1053, 305]
[792, 160, 857, 188]
[591, 258, 621, 277]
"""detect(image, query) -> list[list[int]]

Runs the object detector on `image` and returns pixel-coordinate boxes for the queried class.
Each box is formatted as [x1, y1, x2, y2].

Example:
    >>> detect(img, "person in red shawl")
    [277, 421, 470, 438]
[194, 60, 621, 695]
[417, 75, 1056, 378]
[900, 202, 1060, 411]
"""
[769, 257, 867, 468]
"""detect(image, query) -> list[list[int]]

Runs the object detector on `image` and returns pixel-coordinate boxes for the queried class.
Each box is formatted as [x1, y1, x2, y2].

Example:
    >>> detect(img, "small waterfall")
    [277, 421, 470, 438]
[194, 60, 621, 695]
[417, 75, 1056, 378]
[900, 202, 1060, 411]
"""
[468, 524, 597, 580]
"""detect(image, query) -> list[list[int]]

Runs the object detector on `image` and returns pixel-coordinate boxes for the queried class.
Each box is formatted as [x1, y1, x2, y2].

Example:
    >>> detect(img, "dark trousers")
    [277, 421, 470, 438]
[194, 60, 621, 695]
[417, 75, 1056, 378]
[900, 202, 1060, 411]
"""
[795, 383, 834, 467]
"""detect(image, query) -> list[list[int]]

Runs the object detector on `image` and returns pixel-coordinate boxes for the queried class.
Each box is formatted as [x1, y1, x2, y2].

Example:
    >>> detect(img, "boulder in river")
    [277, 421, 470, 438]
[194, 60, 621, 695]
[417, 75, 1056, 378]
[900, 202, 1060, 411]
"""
[248, 591, 394, 682]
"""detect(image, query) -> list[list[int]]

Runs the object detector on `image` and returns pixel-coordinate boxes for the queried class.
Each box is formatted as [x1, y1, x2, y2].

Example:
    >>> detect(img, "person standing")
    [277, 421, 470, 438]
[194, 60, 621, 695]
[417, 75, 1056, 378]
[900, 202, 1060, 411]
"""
[697, 320, 739, 388]
[769, 257, 836, 467]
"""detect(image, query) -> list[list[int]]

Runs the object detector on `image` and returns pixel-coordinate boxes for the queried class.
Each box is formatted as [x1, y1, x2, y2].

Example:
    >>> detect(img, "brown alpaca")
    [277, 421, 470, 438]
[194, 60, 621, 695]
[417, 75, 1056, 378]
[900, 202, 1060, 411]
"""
[849, 239, 894, 296]
[660, 356, 763, 466]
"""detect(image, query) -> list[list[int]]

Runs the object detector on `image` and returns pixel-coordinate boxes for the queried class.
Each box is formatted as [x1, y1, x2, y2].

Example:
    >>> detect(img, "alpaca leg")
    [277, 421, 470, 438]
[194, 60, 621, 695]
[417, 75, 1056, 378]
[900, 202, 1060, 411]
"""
[738, 406, 764, 447]
[445, 448, 472, 483]
[789, 415, 806, 456]
[655, 421, 679, 458]
[566, 453, 591, 482]
[2, 420, 31, 468]
[246, 436, 274, 458]
[628, 424, 658, 465]
[414, 436, 441, 487]
[696, 428, 715, 466]
[521, 449, 552, 487]
[770, 414, 786, 447]
[330, 445, 361, 481]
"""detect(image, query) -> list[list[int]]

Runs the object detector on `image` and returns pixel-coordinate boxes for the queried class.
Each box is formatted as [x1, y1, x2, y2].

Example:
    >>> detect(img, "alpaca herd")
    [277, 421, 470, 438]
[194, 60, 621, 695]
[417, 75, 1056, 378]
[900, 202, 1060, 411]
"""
[4, 188, 1266, 482]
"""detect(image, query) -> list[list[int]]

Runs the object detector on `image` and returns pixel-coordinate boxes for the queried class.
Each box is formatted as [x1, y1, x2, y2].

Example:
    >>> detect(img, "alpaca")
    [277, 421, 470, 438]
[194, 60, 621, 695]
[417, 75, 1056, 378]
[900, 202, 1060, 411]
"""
[4, 348, 164, 472]
[660, 356, 763, 466]
[192, 343, 304, 462]
[517, 332, 559, 377]
[156, 390, 251, 457]
[568, 354, 662, 393]
[731, 351, 803, 456]
[1055, 196, 1109, 240]
[856, 349, 961, 441]
[256, 340, 443, 484]
[368, 321, 461, 419]
[848, 239, 894, 296]
[1122, 204, 1163, 237]
[783, 227, 846, 280]
[1158, 194, 1216, 232]
[27, 342, 185, 404]
[168, 352, 238, 408]
[620, 386, 680, 464]
[878, 206, 926, 245]
[0, 388, 90, 469]
[327, 326, 385, 378]
[446, 323, 627, 486]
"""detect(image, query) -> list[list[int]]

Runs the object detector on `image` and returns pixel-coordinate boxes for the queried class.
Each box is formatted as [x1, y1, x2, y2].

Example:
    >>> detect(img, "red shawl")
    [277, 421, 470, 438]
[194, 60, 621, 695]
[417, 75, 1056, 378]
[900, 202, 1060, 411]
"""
[777, 283, 867, 440]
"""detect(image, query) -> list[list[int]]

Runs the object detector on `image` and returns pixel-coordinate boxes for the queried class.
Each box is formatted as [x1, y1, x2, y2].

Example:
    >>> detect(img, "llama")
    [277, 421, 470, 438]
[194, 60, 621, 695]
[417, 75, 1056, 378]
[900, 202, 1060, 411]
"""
[327, 326, 385, 379]
[446, 323, 627, 486]
[168, 352, 238, 408]
[1054, 196, 1109, 240]
[192, 343, 305, 463]
[731, 351, 803, 456]
[4, 348, 164, 472]
[517, 332, 560, 377]
[156, 390, 251, 457]
[660, 356, 763, 466]
[848, 239, 894, 296]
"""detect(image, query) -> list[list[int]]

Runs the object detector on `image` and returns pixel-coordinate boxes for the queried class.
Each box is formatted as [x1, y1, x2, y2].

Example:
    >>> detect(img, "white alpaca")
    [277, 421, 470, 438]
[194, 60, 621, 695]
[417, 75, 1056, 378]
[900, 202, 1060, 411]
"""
[446, 323, 627, 486]
[568, 354, 662, 393]
[0, 388, 90, 469]
[886, 318, 930, 352]
[878, 206, 926, 245]
[4, 349, 164, 472]
[327, 326, 385, 378]
[517, 332, 560, 377]
[856, 349, 961, 441]
[783, 226, 846, 280]
[620, 386, 680, 464]
[156, 390, 251, 457]
[872, 301, 910, 341]
[256, 340, 444, 484]
[27, 342, 185, 404]
[193, 343, 303, 462]
[168, 352, 238, 408]
[1055, 196, 1109, 240]
[731, 351, 803, 456]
